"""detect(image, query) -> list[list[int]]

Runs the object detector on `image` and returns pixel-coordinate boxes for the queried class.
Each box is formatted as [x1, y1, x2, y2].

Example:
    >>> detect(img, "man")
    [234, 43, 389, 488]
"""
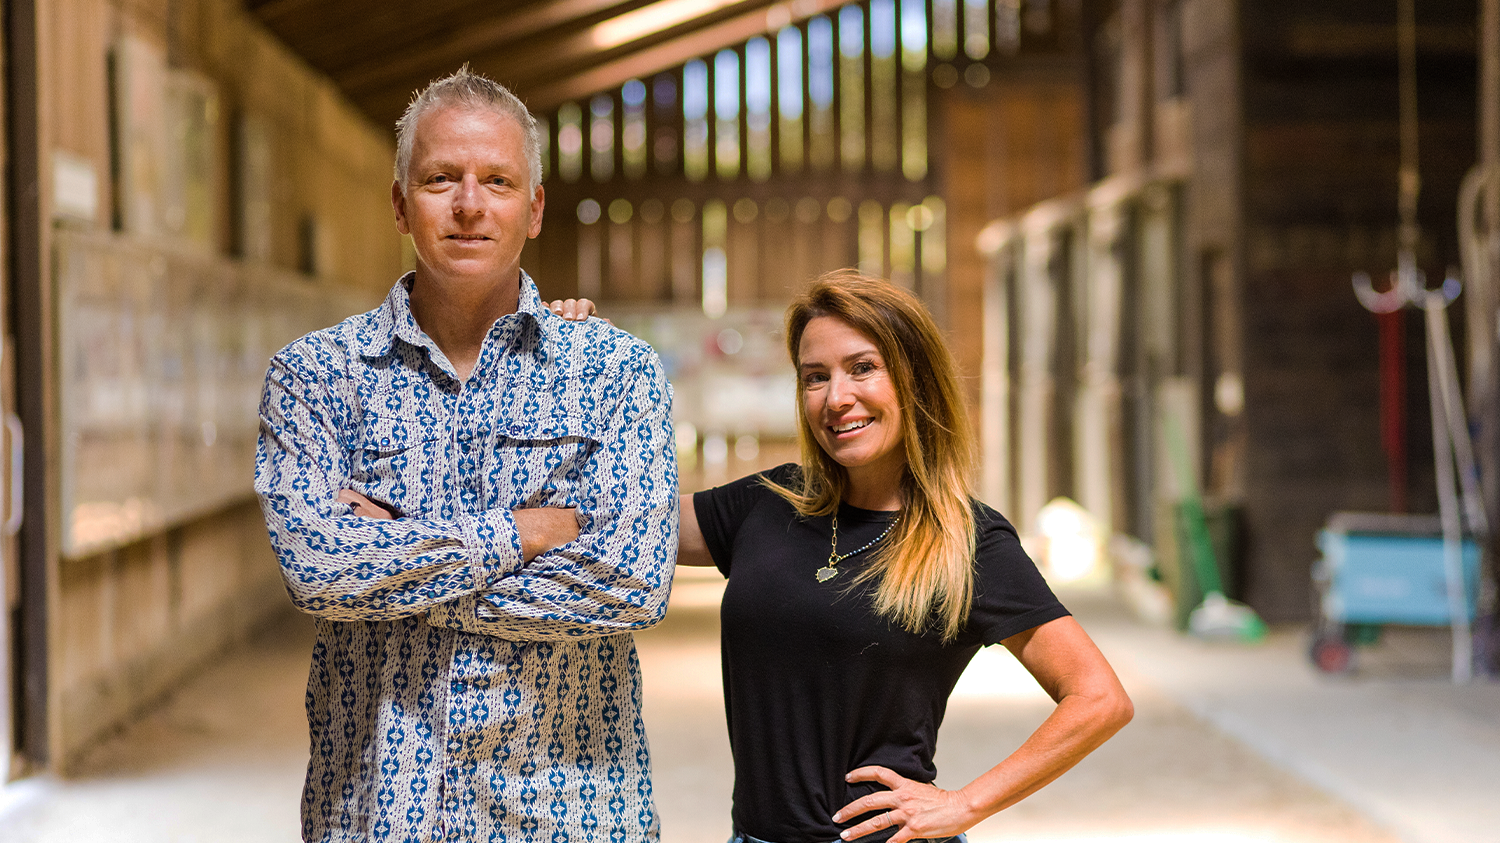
[255, 68, 677, 842]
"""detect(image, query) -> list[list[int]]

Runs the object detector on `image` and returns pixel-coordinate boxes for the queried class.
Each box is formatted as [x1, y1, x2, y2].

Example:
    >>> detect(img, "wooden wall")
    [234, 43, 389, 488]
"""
[43, 0, 400, 287]
[32, 0, 400, 769]
[1236, 0, 1478, 620]
[939, 61, 1088, 424]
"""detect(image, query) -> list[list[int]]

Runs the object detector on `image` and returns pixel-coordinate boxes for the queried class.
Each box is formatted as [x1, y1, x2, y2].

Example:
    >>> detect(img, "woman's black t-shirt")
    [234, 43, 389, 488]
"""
[693, 464, 1069, 843]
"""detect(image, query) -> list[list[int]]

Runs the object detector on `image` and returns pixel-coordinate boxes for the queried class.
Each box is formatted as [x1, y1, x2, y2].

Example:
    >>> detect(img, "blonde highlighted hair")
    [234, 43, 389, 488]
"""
[770, 270, 978, 641]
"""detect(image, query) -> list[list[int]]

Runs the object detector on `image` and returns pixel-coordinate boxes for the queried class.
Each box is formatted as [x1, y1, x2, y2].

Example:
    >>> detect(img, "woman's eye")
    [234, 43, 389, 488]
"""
[851, 360, 877, 376]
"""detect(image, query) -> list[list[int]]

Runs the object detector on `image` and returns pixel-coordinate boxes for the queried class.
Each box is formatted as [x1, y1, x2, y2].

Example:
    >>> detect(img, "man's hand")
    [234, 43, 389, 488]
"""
[513, 507, 580, 561]
[338, 489, 398, 519]
[338, 490, 577, 562]
[832, 766, 976, 842]
[548, 298, 607, 324]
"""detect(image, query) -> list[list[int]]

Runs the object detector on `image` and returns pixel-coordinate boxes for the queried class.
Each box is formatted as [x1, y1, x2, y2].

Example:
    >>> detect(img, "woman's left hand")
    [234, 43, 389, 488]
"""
[833, 766, 975, 842]
[548, 298, 609, 323]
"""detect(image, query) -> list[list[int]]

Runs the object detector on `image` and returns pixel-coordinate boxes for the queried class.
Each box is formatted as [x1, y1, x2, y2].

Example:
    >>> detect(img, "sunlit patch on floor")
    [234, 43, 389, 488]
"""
[969, 830, 1295, 843]
[0, 777, 52, 820]
[950, 644, 1052, 702]
[667, 566, 728, 609]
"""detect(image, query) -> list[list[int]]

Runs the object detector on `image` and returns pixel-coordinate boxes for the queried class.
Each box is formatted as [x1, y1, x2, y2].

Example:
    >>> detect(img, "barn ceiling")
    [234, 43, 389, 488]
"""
[245, 0, 852, 129]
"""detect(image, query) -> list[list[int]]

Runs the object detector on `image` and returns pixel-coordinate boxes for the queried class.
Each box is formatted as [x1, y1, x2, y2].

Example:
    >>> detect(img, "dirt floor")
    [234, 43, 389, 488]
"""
[640, 575, 1404, 843]
[0, 573, 1418, 843]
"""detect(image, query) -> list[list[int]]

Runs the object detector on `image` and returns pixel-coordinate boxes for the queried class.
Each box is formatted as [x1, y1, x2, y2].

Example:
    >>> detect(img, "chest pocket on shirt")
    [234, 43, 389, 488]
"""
[483, 413, 600, 509]
[352, 415, 445, 505]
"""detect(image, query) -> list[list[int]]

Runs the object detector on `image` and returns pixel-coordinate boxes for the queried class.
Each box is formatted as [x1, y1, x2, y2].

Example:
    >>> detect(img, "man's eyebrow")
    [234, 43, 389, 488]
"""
[419, 160, 520, 174]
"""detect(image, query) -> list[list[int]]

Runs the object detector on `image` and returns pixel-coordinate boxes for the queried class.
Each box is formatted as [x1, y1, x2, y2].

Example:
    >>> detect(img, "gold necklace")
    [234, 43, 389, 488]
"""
[816, 513, 900, 582]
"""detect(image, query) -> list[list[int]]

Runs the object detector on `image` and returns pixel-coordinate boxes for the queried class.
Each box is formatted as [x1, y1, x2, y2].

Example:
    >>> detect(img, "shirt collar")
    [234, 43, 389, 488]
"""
[355, 270, 548, 359]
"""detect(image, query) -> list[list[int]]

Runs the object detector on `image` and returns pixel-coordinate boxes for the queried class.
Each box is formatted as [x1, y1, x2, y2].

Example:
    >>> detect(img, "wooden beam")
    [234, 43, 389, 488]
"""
[1283, 22, 1475, 59]
[280, 0, 489, 75]
[1477, 0, 1500, 557]
[522, 0, 849, 109]
[346, 0, 790, 121]
[332, 0, 646, 94]
[474, 1, 780, 90]
[244, 0, 323, 16]
[5, 0, 50, 770]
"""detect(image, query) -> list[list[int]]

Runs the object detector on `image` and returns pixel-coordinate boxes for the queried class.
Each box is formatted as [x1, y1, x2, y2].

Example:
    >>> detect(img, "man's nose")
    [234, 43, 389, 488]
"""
[452, 174, 484, 216]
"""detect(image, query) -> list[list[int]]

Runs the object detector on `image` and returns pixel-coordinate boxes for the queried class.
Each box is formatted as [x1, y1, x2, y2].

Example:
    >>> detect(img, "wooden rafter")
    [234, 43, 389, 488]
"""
[334, 0, 652, 94]
[245, 0, 851, 128]
[524, 0, 852, 109]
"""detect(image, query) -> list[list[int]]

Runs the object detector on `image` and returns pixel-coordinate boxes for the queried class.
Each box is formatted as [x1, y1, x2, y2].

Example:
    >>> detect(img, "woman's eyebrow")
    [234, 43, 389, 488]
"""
[799, 352, 877, 372]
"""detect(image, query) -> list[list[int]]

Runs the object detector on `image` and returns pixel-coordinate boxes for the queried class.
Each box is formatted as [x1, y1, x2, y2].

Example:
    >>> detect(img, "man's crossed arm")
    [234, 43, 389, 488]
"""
[255, 345, 677, 639]
[339, 488, 579, 563]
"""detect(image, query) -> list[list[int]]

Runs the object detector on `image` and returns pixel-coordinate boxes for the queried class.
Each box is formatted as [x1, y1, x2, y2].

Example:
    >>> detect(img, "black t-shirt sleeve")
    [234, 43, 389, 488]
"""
[692, 463, 801, 577]
[966, 504, 1071, 646]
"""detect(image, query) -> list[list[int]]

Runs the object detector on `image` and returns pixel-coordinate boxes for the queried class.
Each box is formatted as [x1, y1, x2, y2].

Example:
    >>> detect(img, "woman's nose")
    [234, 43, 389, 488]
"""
[825, 375, 856, 409]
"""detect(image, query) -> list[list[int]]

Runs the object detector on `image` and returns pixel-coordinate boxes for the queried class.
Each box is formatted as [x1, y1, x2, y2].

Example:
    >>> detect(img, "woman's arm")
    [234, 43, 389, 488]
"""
[836, 616, 1133, 842]
[677, 494, 716, 566]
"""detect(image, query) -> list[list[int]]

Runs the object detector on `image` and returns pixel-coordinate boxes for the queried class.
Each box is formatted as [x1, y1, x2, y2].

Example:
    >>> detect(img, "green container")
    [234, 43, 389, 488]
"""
[1162, 500, 1244, 631]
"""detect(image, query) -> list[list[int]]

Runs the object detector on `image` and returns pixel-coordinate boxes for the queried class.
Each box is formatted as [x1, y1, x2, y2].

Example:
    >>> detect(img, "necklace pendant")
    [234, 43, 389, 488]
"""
[815, 566, 839, 583]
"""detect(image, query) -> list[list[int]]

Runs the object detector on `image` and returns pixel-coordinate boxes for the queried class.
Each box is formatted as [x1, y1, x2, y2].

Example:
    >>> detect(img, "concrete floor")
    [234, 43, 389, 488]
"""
[0, 568, 1494, 843]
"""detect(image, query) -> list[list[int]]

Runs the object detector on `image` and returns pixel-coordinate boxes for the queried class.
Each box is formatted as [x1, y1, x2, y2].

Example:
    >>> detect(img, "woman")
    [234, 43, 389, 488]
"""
[560, 273, 1132, 842]
[658, 271, 1131, 843]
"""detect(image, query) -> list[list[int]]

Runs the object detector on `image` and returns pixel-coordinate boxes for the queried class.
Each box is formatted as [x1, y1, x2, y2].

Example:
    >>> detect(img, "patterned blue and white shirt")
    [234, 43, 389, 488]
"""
[255, 272, 677, 843]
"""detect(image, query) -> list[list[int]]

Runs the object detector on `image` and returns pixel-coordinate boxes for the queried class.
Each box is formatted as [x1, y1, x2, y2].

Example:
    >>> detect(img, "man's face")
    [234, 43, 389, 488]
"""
[393, 106, 544, 288]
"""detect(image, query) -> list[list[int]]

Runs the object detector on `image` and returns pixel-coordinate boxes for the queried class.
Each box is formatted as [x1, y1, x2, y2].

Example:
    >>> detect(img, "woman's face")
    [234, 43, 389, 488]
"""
[797, 316, 906, 481]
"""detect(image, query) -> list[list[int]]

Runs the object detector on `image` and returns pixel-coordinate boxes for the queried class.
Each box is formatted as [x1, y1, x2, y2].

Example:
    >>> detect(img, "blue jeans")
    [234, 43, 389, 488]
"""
[729, 830, 968, 843]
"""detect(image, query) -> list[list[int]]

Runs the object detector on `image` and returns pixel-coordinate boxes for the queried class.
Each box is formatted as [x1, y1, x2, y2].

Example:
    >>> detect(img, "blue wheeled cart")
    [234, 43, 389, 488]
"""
[1311, 512, 1481, 675]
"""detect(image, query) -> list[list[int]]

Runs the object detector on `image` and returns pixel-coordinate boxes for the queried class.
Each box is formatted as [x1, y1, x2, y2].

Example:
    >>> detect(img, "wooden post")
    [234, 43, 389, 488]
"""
[1480, 0, 1500, 621]
[6, 0, 48, 770]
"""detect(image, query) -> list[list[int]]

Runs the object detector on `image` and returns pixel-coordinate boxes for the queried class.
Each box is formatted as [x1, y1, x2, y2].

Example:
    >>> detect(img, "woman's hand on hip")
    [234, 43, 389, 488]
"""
[833, 766, 975, 842]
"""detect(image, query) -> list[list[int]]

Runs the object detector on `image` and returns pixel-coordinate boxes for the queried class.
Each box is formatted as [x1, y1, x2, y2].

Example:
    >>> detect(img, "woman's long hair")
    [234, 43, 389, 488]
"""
[769, 270, 977, 641]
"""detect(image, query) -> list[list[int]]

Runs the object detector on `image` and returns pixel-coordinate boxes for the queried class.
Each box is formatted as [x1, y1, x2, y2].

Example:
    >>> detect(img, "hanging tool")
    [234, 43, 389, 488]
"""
[1352, 0, 1486, 683]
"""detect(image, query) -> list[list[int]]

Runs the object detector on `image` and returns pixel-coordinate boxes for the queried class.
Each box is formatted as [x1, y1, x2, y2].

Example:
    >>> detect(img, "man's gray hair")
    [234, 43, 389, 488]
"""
[394, 66, 543, 192]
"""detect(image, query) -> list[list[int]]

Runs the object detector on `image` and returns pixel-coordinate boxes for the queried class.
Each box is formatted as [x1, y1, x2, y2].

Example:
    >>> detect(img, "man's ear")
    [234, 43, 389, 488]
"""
[528, 184, 545, 239]
[392, 180, 410, 235]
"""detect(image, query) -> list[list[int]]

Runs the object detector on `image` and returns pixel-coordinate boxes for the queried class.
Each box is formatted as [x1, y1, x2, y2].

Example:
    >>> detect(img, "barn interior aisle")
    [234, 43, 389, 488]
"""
[5, 1, 1500, 840]
[7, 573, 1494, 842]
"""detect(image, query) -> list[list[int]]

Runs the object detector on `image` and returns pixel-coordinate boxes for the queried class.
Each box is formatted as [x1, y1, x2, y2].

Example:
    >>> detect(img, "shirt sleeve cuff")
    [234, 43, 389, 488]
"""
[460, 509, 524, 588]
